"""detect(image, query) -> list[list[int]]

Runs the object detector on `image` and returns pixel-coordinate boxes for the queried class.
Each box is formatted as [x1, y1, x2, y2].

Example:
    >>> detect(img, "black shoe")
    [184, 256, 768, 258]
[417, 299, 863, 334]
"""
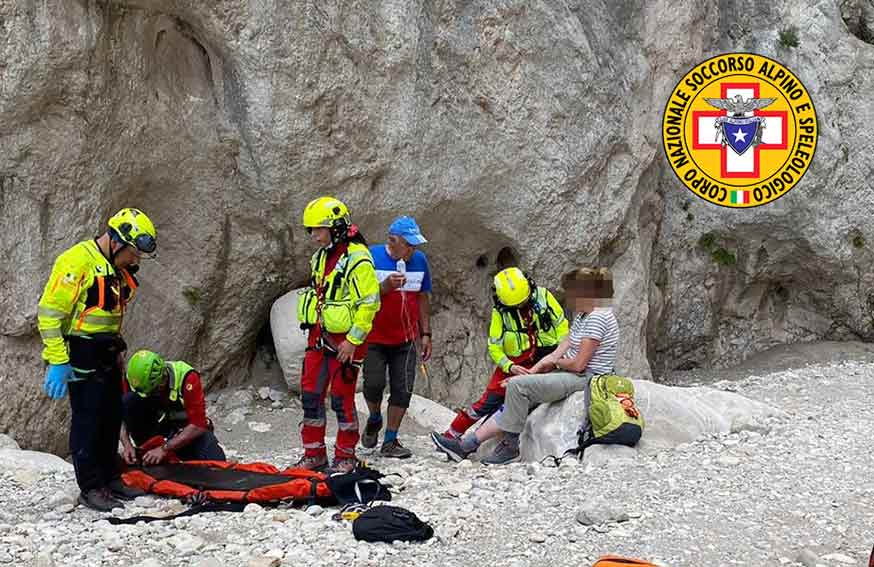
[380, 439, 412, 459]
[361, 419, 382, 449]
[78, 489, 124, 512]
[106, 477, 146, 501]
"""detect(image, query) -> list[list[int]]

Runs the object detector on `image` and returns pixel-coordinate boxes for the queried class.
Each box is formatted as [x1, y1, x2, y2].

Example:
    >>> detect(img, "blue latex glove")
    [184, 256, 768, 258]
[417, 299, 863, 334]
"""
[43, 364, 73, 399]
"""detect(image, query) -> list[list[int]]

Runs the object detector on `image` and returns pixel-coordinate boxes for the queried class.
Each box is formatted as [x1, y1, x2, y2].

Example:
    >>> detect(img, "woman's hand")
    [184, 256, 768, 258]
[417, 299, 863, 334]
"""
[530, 357, 557, 374]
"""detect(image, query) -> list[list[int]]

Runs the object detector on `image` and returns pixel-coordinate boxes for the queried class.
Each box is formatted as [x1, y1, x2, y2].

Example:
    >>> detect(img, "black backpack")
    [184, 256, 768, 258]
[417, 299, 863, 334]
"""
[352, 505, 434, 543]
[324, 463, 393, 506]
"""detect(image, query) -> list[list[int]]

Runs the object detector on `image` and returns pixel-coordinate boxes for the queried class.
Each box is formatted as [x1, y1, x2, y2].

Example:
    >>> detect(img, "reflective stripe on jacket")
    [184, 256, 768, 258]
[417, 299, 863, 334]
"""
[309, 242, 380, 345]
[38, 239, 138, 364]
[488, 286, 568, 372]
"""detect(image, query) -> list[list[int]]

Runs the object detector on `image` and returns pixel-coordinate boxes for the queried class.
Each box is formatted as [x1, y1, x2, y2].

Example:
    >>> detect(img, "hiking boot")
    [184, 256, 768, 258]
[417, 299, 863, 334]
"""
[78, 488, 124, 512]
[481, 436, 520, 465]
[361, 419, 382, 449]
[380, 439, 412, 459]
[295, 454, 328, 472]
[430, 431, 472, 463]
[327, 457, 358, 474]
[106, 477, 146, 501]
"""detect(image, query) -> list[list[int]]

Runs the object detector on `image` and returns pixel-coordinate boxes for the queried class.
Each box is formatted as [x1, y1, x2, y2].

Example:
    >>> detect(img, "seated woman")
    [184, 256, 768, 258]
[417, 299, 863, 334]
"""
[433, 267, 618, 464]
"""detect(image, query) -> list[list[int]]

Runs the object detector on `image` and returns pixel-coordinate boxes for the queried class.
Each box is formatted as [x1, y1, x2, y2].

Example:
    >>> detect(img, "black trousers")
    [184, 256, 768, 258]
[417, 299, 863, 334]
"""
[67, 334, 125, 492]
[362, 342, 417, 409]
[122, 392, 226, 461]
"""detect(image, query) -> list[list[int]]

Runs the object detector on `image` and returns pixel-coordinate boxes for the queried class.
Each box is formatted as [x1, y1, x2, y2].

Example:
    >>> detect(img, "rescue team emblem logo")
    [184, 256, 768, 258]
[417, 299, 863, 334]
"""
[662, 53, 817, 207]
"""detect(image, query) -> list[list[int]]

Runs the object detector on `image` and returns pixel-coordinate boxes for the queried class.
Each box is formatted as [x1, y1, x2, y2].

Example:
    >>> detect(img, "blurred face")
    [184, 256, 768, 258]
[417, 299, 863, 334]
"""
[565, 280, 611, 313]
[112, 242, 142, 269]
[571, 296, 596, 313]
[308, 227, 332, 248]
[386, 234, 414, 261]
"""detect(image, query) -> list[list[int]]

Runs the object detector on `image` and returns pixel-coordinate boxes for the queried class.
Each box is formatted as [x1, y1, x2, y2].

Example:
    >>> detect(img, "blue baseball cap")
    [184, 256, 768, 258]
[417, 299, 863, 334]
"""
[388, 216, 427, 246]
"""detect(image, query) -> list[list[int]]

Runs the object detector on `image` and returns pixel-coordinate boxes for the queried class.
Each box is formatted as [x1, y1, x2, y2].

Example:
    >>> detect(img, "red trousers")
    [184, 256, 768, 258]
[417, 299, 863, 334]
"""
[300, 329, 367, 459]
[447, 355, 537, 437]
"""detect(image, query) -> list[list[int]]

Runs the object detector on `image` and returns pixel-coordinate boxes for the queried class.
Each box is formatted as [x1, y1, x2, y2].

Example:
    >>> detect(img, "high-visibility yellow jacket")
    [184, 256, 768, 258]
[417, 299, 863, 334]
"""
[298, 242, 380, 346]
[37, 239, 138, 364]
[163, 360, 197, 422]
[488, 286, 568, 372]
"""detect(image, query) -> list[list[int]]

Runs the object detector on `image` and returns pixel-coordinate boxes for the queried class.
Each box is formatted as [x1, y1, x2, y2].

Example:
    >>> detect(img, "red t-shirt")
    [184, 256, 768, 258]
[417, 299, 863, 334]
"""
[177, 372, 208, 429]
[369, 290, 421, 345]
[367, 246, 431, 346]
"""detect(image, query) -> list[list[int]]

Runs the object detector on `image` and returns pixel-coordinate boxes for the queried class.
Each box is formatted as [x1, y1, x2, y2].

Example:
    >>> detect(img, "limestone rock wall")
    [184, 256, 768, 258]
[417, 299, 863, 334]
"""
[0, 0, 872, 452]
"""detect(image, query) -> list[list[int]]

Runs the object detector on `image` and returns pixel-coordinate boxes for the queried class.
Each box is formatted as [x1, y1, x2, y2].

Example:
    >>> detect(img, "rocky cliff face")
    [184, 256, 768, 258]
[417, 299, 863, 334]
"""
[1, 0, 872, 453]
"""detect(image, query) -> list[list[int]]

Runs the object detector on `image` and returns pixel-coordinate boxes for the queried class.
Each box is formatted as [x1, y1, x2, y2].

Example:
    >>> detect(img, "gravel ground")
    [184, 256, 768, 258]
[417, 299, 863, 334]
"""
[1, 357, 873, 567]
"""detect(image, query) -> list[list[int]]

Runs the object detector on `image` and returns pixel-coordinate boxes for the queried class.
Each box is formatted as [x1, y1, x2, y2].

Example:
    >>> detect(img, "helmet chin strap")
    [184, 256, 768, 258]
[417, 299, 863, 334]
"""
[107, 229, 124, 267]
[107, 228, 140, 270]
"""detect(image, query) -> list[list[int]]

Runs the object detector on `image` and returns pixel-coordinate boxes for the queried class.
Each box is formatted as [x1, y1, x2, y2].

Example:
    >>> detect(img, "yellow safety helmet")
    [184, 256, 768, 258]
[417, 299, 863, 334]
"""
[302, 197, 351, 229]
[494, 267, 532, 307]
[108, 208, 157, 254]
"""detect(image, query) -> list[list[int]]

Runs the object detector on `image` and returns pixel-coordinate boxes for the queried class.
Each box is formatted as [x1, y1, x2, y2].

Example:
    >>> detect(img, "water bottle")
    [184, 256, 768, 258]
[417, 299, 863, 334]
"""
[396, 259, 406, 293]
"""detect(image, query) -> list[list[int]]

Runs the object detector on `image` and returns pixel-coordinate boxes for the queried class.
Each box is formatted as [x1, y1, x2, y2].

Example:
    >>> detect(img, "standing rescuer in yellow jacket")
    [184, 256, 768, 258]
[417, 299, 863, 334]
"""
[296, 196, 380, 473]
[38, 208, 156, 512]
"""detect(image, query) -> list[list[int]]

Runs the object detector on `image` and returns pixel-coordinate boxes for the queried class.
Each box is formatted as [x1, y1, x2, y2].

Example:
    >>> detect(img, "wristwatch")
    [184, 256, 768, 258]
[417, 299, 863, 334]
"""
[420, 332, 432, 338]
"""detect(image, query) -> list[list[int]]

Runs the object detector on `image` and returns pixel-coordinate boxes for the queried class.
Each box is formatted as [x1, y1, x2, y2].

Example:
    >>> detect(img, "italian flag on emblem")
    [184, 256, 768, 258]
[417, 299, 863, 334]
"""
[730, 190, 750, 205]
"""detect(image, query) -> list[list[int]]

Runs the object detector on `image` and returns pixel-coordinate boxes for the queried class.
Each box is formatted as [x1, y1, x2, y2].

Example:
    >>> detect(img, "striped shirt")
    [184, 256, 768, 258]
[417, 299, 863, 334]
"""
[564, 308, 619, 375]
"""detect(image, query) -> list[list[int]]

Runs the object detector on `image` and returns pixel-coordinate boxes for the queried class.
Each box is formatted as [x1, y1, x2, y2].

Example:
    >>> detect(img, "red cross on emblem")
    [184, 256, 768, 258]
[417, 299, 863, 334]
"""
[692, 82, 788, 178]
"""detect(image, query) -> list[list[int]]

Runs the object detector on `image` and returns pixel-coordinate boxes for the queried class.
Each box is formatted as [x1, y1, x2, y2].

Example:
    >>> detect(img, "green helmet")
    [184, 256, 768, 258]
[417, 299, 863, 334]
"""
[127, 350, 166, 396]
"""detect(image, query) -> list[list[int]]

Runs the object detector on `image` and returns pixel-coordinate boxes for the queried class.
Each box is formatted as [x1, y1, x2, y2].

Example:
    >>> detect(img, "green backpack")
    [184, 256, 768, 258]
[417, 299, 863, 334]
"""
[581, 374, 644, 449]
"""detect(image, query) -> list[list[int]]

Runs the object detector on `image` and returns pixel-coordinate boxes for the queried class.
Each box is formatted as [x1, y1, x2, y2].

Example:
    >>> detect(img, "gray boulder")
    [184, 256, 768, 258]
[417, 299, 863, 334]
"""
[269, 290, 309, 392]
[0, 434, 20, 451]
[0, 449, 74, 474]
[354, 392, 455, 434]
[519, 380, 781, 462]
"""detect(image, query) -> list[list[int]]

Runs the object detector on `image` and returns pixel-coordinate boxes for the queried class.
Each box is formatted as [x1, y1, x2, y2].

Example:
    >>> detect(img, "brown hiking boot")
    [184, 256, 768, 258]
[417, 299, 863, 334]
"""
[326, 457, 358, 474]
[380, 439, 412, 459]
[295, 454, 328, 472]
[78, 488, 124, 512]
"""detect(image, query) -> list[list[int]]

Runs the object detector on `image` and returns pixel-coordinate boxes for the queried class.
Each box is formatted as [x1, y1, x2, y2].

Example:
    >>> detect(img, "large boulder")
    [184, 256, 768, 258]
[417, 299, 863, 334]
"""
[0, 434, 20, 451]
[519, 380, 781, 462]
[269, 290, 309, 393]
[354, 392, 455, 434]
[0, 449, 74, 474]
[1, 1, 872, 453]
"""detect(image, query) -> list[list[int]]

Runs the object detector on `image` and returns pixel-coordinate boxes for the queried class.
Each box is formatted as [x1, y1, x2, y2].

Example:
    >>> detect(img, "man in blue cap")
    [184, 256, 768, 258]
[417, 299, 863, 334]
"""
[361, 216, 433, 458]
